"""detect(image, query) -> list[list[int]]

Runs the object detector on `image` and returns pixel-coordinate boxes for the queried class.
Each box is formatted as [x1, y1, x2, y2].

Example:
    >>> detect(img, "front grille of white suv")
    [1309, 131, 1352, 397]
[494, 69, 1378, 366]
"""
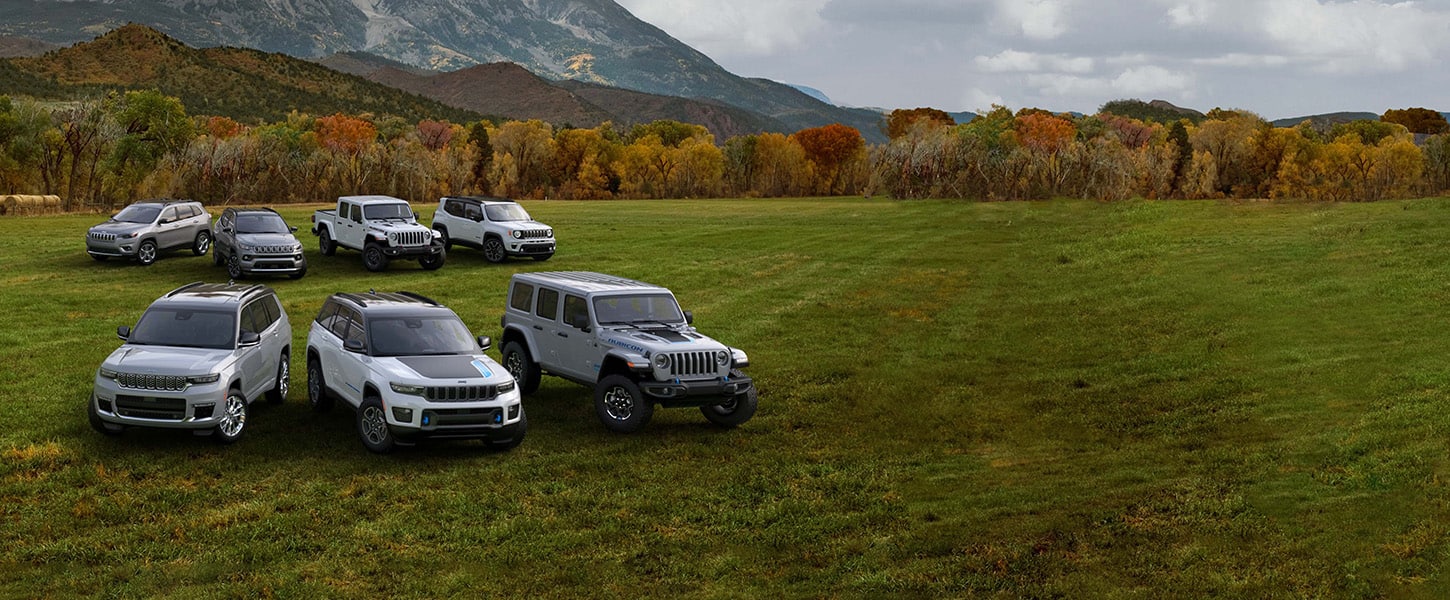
[116, 373, 187, 392]
[389, 231, 430, 247]
[664, 351, 717, 378]
[518, 229, 550, 239]
[424, 385, 499, 402]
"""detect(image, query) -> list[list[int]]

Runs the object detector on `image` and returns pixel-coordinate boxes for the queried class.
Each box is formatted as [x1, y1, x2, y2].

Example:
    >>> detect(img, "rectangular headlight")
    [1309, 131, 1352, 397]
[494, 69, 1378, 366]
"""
[188, 374, 221, 384]
[98, 367, 118, 379]
[497, 380, 516, 393]
[391, 382, 426, 395]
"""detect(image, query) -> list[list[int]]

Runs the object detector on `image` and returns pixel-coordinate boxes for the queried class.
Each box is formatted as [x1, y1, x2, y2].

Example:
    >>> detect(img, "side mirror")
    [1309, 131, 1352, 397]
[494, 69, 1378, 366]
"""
[238, 331, 261, 347]
[567, 312, 591, 331]
[117, 325, 130, 340]
[683, 311, 694, 324]
[289, 226, 298, 233]
[477, 335, 492, 351]
[344, 339, 365, 353]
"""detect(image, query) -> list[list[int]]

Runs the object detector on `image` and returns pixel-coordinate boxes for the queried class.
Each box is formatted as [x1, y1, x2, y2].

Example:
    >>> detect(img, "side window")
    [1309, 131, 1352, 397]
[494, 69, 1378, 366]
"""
[348, 203, 363, 223]
[255, 295, 280, 329]
[261, 295, 281, 326]
[219, 212, 232, 231]
[160, 207, 178, 223]
[240, 302, 262, 335]
[510, 282, 534, 312]
[464, 204, 482, 221]
[314, 301, 339, 328]
[445, 200, 463, 217]
[184, 205, 200, 219]
[344, 314, 366, 347]
[327, 307, 358, 340]
[536, 288, 560, 321]
[564, 295, 588, 327]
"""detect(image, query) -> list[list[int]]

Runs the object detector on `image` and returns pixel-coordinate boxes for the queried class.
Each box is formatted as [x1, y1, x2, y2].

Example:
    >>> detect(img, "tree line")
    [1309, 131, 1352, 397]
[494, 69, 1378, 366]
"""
[1, 89, 1449, 208]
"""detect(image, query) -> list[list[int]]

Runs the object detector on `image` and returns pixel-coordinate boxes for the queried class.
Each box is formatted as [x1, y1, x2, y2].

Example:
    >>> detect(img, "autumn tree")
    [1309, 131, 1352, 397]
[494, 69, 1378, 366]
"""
[489, 119, 554, 198]
[104, 90, 195, 202]
[551, 126, 615, 199]
[0, 96, 49, 194]
[1381, 108, 1450, 135]
[791, 123, 866, 195]
[886, 107, 955, 139]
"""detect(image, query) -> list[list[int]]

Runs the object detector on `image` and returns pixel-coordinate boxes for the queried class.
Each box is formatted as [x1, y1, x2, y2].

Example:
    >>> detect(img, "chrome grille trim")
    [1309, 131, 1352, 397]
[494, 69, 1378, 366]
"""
[389, 230, 430, 247]
[116, 372, 188, 392]
[89, 231, 118, 241]
[519, 229, 550, 239]
[666, 351, 716, 378]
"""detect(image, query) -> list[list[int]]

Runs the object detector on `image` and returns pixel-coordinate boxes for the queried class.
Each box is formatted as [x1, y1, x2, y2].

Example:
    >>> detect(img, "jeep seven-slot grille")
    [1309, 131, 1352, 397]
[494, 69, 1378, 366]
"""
[424, 385, 499, 402]
[665, 351, 716, 378]
[252, 245, 296, 254]
[116, 373, 187, 392]
[89, 231, 117, 241]
[519, 229, 550, 239]
[389, 230, 430, 247]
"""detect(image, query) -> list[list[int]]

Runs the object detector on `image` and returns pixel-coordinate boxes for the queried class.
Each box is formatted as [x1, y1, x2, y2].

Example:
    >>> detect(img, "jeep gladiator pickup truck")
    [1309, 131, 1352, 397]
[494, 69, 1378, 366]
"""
[311, 195, 445, 272]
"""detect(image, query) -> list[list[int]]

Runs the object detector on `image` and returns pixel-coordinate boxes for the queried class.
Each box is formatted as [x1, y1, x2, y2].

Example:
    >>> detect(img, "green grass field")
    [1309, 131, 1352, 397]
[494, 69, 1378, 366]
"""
[4, 197, 1450, 597]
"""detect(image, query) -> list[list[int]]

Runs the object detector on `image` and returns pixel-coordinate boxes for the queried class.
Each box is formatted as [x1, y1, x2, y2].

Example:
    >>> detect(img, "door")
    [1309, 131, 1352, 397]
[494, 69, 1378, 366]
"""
[336, 313, 371, 406]
[462, 203, 485, 244]
[157, 206, 186, 249]
[237, 300, 274, 401]
[562, 294, 606, 378]
[531, 287, 577, 377]
[338, 201, 365, 249]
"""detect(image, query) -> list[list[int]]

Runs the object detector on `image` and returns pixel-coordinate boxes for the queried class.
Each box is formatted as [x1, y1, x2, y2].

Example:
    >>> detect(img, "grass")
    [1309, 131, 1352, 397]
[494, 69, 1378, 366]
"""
[4, 197, 1450, 597]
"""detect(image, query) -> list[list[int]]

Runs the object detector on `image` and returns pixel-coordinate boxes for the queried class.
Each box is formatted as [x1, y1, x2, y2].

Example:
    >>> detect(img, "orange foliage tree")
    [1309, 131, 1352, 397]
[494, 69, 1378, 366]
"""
[791, 123, 866, 195]
[887, 108, 955, 139]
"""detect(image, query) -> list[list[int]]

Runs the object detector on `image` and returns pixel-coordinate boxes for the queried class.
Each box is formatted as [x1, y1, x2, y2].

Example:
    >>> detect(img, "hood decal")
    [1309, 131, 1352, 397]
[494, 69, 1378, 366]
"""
[636, 329, 691, 343]
[396, 356, 492, 380]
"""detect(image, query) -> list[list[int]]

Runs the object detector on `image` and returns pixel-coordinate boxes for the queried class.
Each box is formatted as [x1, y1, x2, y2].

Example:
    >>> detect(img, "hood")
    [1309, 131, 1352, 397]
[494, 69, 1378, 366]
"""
[377, 354, 511, 384]
[106, 345, 234, 375]
[513, 220, 551, 230]
[368, 220, 429, 233]
[236, 232, 301, 248]
[600, 326, 726, 354]
[89, 222, 149, 236]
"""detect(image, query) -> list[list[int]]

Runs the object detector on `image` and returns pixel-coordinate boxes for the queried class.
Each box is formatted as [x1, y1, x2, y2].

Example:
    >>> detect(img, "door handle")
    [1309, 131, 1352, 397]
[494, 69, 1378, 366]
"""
[557, 332, 568, 338]
[532, 325, 543, 330]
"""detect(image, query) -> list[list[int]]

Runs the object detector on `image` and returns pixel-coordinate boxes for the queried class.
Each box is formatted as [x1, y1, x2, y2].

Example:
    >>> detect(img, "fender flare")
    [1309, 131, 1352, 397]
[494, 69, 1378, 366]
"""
[502, 325, 542, 363]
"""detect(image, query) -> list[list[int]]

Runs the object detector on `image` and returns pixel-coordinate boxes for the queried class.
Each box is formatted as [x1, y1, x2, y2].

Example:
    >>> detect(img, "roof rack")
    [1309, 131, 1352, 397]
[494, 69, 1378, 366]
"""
[336, 292, 369, 308]
[165, 282, 207, 297]
[396, 291, 439, 305]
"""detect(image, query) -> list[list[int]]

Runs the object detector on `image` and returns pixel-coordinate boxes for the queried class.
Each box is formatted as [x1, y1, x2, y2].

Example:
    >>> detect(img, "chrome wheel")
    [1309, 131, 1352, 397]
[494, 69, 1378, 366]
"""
[218, 393, 246, 438]
[193, 231, 211, 255]
[276, 360, 289, 397]
[505, 351, 524, 380]
[227, 253, 244, 279]
[361, 405, 388, 445]
[137, 241, 157, 265]
[603, 385, 635, 421]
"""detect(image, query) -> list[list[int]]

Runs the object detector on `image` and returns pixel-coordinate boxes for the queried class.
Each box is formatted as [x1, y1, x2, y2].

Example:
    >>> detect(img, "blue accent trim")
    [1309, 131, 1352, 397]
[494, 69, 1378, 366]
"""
[606, 338, 647, 353]
[346, 382, 360, 393]
[471, 359, 493, 378]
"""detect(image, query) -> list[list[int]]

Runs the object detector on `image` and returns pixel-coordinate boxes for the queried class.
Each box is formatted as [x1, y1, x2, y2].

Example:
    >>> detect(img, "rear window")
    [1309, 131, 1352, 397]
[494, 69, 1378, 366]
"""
[510, 282, 534, 312]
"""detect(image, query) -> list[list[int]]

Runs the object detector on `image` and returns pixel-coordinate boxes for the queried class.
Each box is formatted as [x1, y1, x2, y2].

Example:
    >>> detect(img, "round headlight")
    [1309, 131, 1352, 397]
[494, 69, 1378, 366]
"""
[511, 230, 523, 239]
[652, 353, 671, 370]
[716, 350, 730, 366]
[546, 229, 554, 238]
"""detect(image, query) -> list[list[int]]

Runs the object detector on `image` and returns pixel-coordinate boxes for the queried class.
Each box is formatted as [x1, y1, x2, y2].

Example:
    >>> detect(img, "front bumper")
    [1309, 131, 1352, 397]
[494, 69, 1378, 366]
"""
[240, 252, 307, 274]
[86, 238, 139, 258]
[91, 377, 230, 431]
[382, 389, 524, 440]
[507, 240, 555, 257]
[382, 241, 445, 259]
[641, 374, 754, 406]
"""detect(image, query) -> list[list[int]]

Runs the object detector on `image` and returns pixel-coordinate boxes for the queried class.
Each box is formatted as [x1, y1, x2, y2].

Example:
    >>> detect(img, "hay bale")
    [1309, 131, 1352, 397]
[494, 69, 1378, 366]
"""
[0, 195, 14, 215]
[41, 195, 61, 213]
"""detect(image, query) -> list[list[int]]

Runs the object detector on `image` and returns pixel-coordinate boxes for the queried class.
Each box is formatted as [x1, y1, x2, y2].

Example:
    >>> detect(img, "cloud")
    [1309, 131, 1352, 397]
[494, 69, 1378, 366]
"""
[1027, 66, 1193, 97]
[975, 50, 1094, 73]
[614, 0, 831, 56]
[995, 0, 1069, 39]
[1258, 0, 1450, 73]
[963, 88, 1005, 112]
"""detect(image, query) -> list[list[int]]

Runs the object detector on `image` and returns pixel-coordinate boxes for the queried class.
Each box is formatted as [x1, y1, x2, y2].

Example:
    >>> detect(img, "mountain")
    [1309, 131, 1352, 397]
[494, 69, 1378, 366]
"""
[323, 51, 786, 139]
[0, 0, 886, 140]
[1270, 112, 1379, 128]
[0, 24, 483, 123]
[0, 35, 59, 58]
[789, 84, 831, 105]
[1099, 99, 1205, 123]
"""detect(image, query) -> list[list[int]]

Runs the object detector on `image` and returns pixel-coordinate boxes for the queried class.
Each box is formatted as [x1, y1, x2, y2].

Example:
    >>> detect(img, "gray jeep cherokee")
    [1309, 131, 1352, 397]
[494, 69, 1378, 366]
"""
[89, 282, 292, 444]
[86, 199, 212, 265]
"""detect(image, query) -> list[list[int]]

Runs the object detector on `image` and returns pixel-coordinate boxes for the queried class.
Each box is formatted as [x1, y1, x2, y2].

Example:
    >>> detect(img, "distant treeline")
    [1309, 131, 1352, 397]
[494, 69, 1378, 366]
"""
[1, 90, 1448, 207]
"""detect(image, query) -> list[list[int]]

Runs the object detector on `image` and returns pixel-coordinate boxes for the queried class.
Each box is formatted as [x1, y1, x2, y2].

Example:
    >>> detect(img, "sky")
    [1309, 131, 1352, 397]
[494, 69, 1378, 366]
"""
[612, 0, 1450, 120]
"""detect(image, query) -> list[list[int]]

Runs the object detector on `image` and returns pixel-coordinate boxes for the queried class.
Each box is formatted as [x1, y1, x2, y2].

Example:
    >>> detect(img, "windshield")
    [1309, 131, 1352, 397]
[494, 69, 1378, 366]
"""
[368, 316, 477, 357]
[129, 308, 236, 350]
[364, 203, 413, 220]
[235, 213, 291, 234]
[593, 294, 685, 326]
[113, 205, 160, 224]
[485, 204, 531, 222]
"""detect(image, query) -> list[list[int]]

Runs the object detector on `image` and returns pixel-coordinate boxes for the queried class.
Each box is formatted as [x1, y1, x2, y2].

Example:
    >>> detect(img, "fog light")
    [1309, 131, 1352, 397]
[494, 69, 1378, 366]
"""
[392, 407, 413, 422]
[194, 403, 215, 419]
[242, 254, 254, 261]
[507, 404, 520, 419]
[98, 399, 113, 413]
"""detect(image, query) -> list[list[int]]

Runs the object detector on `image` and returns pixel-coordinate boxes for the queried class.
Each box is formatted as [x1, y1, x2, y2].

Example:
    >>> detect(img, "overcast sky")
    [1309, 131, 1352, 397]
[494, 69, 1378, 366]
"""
[613, 0, 1450, 119]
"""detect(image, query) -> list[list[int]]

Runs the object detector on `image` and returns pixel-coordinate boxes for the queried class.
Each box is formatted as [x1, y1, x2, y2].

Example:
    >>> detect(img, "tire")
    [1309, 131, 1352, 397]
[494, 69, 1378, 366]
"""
[288, 265, 307, 280]
[532, 253, 553, 262]
[419, 250, 445, 271]
[307, 356, 333, 412]
[212, 246, 223, 266]
[212, 389, 248, 444]
[363, 243, 389, 272]
[436, 226, 452, 250]
[192, 230, 211, 256]
[594, 375, 652, 433]
[486, 410, 527, 451]
[701, 372, 758, 428]
[502, 341, 541, 395]
[136, 239, 158, 266]
[357, 396, 396, 454]
[265, 352, 289, 404]
[482, 237, 506, 263]
[88, 397, 122, 436]
[227, 253, 245, 280]
[318, 229, 336, 256]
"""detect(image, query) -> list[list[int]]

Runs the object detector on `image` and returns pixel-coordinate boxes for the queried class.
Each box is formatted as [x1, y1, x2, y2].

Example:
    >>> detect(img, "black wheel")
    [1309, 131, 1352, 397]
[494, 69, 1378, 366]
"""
[483, 237, 506, 263]
[192, 230, 211, 256]
[357, 396, 395, 454]
[227, 253, 245, 279]
[437, 226, 452, 250]
[594, 375, 652, 433]
[212, 389, 248, 444]
[532, 253, 553, 262]
[307, 356, 333, 412]
[288, 265, 307, 280]
[265, 352, 289, 404]
[701, 372, 758, 428]
[502, 341, 541, 395]
[319, 229, 336, 256]
[419, 250, 445, 271]
[88, 397, 122, 436]
[363, 243, 389, 272]
[136, 239, 158, 266]
[486, 411, 527, 451]
[90, 254, 109, 262]
[212, 246, 223, 266]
